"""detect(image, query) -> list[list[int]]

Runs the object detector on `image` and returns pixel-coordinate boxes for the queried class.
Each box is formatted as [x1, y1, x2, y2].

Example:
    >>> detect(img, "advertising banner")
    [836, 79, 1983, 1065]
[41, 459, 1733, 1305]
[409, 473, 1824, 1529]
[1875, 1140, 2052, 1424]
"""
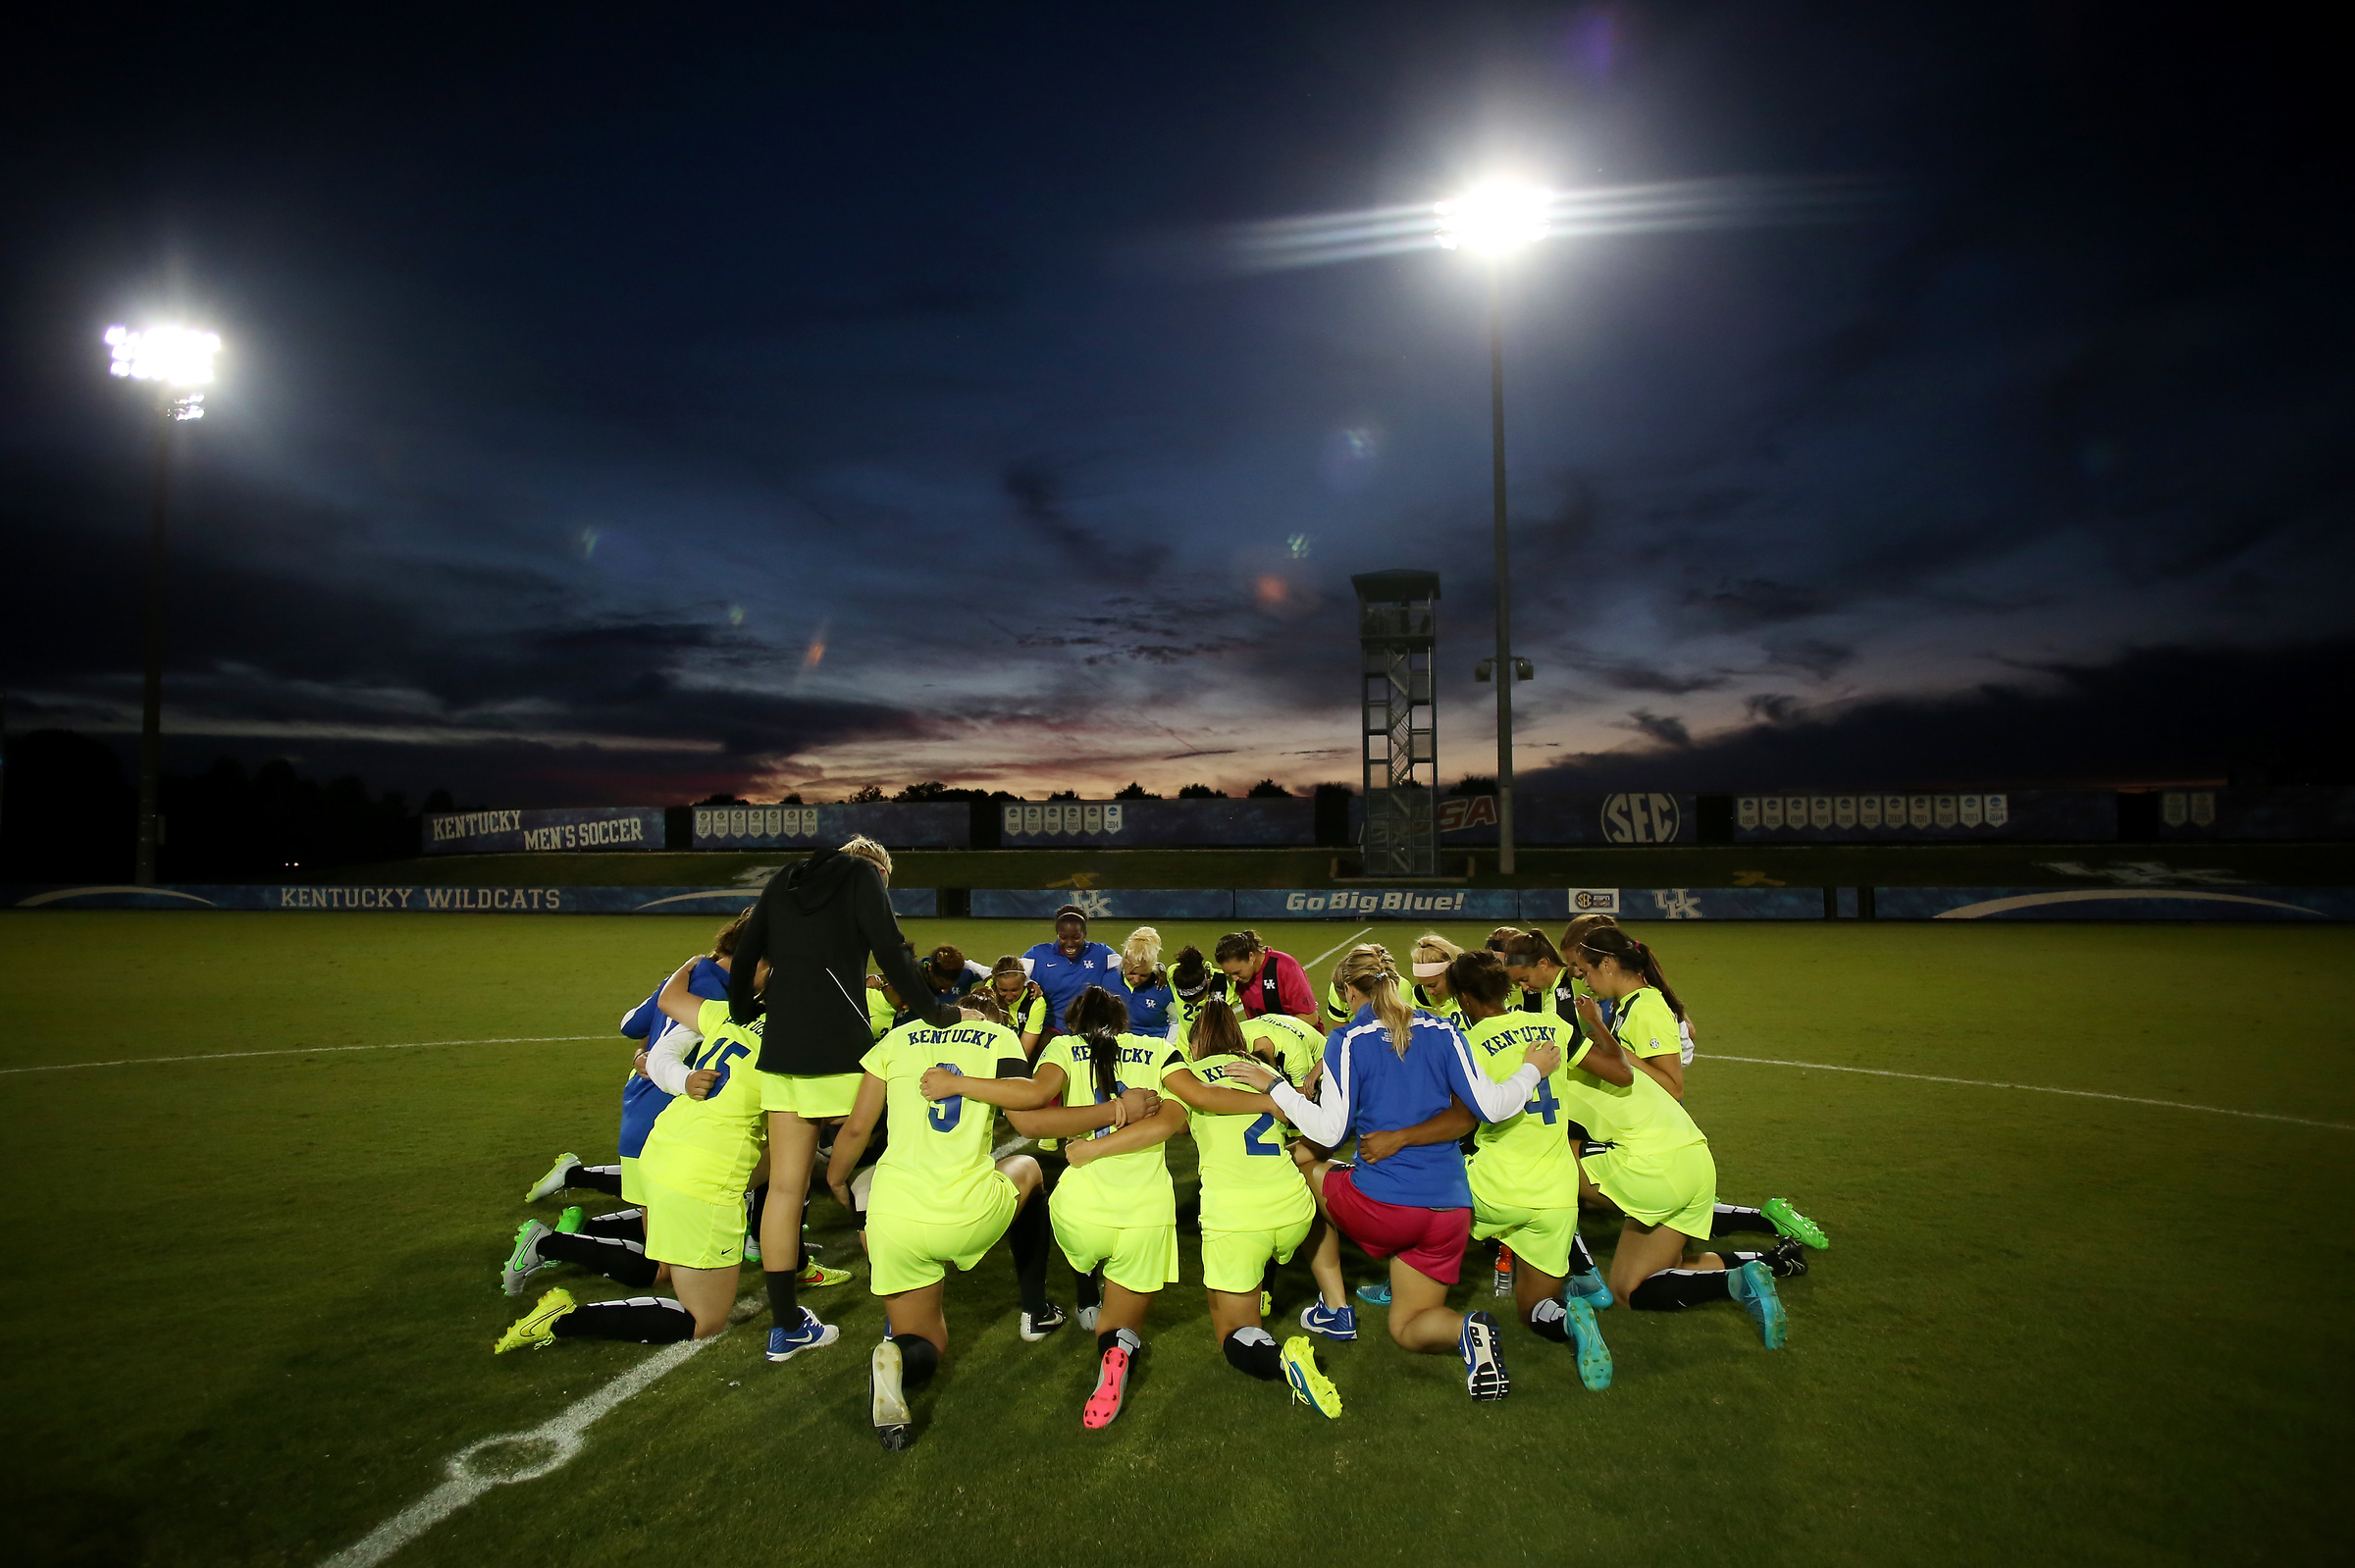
[1869, 886, 2354, 921]
[997, 799, 1313, 848]
[4, 884, 937, 917]
[424, 807, 665, 855]
[2148, 787, 2355, 842]
[691, 803, 968, 850]
[1730, 789, 2113, 843]
[970, 889, 1236, 921]
[1517, 887, 1827, 921]
[1352, 793, 1697, 846]
[1235, 888, 1527, 920]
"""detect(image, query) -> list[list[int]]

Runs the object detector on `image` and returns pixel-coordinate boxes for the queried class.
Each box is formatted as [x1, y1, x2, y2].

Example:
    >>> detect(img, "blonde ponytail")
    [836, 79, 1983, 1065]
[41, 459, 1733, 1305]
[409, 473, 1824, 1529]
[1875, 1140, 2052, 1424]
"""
[1336, 943, 1415, 1056]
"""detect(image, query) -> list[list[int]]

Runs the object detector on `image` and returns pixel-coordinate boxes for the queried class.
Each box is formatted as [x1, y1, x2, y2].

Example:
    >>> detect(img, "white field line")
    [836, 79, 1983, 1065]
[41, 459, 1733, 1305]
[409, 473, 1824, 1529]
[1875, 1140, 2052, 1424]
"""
[1303, 926, 1376, 975]
[0, 1035, 607, 1078]
[1708, 1053, 2355, 1132]
[321, 1330, 720, 1568]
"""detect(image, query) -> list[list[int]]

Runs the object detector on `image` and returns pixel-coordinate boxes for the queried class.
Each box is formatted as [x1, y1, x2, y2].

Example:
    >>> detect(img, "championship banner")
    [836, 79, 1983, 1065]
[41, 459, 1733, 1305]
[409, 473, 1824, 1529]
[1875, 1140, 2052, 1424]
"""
[997, 799, 1313, 848]
[1351, 793, 1697, 846]
[1869, 886, 2354, 921]
[1729, 790, 2111, 842]
[1518, 887, 1827, 920]
[691, 803, 968, 850]
[2148, 787, 2355, 841]
[3, 884, 937, 917]
[424, 807, 664, 855]
[1236, 888, 1527, 920]
[969, 889, 1236, 920]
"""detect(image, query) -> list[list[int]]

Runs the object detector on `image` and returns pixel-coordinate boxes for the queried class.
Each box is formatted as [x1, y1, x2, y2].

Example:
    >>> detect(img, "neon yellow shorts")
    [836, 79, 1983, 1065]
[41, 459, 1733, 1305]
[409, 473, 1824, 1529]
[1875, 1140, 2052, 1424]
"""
[1582, 1139, 1716, 1242]
[619, 1153, 646, 1207]
[1470, 1199, 1580, 1280]
[1199, 1213, 1313, 1295]
[864, 1177, 1020, 1297]
[758, 1070, 862, 1119]
[1050, 1202, 1180, 1294]
[642, 1174, 746, 1271]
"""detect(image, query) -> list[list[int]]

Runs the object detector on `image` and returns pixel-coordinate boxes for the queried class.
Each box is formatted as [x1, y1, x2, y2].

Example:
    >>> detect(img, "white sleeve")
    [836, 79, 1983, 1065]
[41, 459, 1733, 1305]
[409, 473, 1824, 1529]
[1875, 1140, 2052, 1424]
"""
[645, 1020, 697, 1097]
[1269, 1031, 1351, 1146]
[1443, 1026, 1543, 1123]
[1679, 1019, 1696, 1067]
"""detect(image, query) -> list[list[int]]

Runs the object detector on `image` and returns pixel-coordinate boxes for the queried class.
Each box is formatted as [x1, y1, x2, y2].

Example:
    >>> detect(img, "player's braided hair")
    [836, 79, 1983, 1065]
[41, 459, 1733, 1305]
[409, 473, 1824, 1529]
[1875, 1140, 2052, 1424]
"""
[1334, 943, 1414, 1056]
[1575, 927, 1687, 1022]
[1065, 984, 1130, 1103]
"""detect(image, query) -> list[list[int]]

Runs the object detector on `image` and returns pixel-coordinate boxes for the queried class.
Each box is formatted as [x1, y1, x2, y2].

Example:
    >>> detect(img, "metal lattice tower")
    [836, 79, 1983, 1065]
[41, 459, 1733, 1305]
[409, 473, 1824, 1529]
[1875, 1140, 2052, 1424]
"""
[1351, 569, 1440, 877]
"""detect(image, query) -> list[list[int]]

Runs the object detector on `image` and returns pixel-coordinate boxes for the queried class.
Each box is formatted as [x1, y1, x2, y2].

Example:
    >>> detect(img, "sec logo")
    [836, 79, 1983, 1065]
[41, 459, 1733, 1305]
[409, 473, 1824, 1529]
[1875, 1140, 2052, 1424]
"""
[1601, 793, 1681, 845]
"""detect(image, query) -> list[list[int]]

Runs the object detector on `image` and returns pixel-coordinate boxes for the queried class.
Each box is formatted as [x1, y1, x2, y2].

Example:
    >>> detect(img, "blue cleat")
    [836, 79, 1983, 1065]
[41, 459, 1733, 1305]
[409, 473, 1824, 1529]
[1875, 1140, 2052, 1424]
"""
[765, 1307, 840, 1362]
[1459, 1310, 1510, 1401]
[1727, 1260, 1788, 1349]
[1563, 1296, 1612, 1390]
[1299, 1299, 1357, 1342]
[1566, 1267, 1613, 1311]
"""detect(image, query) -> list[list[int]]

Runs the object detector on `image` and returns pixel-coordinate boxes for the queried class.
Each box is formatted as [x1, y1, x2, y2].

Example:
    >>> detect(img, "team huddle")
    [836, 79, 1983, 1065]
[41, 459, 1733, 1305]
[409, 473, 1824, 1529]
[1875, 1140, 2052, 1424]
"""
[492, 836, 1828, 1449]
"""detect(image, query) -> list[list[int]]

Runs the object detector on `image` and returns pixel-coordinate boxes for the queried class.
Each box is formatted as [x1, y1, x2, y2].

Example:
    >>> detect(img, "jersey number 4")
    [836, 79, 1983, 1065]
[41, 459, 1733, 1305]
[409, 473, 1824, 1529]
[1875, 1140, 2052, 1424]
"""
[1525, 1077, 1560, 1125]
[928, 1063, 965, 1132]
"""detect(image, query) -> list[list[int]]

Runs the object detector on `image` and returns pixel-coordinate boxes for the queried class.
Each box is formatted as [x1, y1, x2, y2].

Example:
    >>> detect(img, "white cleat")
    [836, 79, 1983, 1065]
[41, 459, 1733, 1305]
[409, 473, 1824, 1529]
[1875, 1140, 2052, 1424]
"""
[524, 1153, 579, 1203]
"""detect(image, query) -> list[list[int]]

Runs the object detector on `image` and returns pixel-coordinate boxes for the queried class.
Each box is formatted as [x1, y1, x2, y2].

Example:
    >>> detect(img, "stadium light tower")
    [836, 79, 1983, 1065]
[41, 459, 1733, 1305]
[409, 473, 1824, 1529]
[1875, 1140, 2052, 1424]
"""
[1436, 183, 1545, 874]
[105, 325, 218, 885]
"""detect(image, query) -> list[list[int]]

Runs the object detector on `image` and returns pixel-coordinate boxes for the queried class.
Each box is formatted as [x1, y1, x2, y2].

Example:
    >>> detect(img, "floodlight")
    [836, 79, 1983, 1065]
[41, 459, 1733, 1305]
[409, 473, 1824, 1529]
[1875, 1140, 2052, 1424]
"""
[1434, 183, 1550, 253]
[104, 325, 221, 386]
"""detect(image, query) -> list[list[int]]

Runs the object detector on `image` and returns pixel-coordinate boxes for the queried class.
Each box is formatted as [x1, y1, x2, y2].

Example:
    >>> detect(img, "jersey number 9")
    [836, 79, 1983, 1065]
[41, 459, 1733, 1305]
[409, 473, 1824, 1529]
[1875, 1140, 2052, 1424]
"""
[927, 1063, 964, 1132]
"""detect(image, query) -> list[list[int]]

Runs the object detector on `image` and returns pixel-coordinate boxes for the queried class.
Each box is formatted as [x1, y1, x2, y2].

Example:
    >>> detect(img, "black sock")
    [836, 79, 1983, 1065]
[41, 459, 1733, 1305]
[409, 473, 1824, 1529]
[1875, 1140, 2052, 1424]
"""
[892, 1333, 941, 1390]
[1631, 1268, 1734, 1311]
[1075, 1269, 1101, 1311]
[1568, 1232, 1597, 1276]
[550, 1296, 693, 1343]
[747, 1182, 768, 1237]
[1710, 1203, 1772, 1237]
[1097, 1327, 1138, 1357]
[1222, 1327, 1281, 1380]
[1009, 1197, 1051, 1315]
[765, 1268, 799, 1325]
[1720, 1249, 1766, 1270]
[1526, 1297, 1570, 1341]
[566, 1163, 625, 1197]
[539, 1231, 659, 1289]
[581, 1207, 645, 1241]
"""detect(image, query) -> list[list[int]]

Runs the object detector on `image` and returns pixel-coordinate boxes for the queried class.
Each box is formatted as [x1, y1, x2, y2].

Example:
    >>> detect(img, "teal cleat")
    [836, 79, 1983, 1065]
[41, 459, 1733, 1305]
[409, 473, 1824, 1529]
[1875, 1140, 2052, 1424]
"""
[1566, 1268, 1613, 1311]
[1354, 1281, 1391, 1307]
[1727, 1260, 1788, 1348]
[1563, 1296, 1612, 1390]
[1762, 1197, 1827, 1249]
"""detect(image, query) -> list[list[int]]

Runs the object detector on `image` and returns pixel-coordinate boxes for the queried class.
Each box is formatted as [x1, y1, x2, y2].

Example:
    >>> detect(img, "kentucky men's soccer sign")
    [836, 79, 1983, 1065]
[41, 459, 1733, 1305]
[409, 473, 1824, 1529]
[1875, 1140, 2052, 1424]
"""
[425, 807, 663, 855]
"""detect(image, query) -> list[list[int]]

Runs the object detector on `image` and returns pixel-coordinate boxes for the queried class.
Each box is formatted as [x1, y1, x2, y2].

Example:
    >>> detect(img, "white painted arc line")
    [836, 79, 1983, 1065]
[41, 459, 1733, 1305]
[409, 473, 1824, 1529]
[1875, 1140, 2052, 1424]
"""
[1705, 1053, 2354, 1131]
[0, 1035, 609, 1077]
[1303, 926, 1376, 976]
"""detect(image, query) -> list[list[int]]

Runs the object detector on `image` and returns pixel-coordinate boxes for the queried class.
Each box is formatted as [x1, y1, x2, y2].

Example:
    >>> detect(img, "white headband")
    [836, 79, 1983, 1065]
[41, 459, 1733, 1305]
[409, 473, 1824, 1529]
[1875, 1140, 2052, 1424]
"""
[1410, 960, 1450, 980]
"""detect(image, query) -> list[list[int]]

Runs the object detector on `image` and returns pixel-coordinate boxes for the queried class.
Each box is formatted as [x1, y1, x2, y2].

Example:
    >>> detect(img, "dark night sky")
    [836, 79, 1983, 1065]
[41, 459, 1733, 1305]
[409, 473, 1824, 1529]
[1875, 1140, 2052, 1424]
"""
[3, 3, 2346, 807]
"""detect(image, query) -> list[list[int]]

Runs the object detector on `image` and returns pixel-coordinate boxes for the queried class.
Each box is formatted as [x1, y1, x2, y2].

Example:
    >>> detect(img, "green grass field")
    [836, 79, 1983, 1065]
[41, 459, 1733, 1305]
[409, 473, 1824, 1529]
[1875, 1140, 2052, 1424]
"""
[3, 912, 2349, 1567]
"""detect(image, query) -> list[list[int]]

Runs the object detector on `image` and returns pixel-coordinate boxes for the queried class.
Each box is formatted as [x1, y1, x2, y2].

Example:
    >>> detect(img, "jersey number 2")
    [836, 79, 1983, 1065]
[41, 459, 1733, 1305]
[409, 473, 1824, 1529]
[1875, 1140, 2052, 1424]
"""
[1243, 1112, 1281, 1156]
[927, 1063, 964, 1132]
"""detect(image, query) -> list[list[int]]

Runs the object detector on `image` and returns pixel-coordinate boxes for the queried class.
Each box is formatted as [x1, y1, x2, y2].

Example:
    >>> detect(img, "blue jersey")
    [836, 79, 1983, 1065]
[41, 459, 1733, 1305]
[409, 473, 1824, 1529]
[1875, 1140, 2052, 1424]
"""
[1310, 1009, 1533, 1210]
[616, 957, 732, 1160]
[1109, 973, 1175, 1037]
[1022, 940, 1122, 1029]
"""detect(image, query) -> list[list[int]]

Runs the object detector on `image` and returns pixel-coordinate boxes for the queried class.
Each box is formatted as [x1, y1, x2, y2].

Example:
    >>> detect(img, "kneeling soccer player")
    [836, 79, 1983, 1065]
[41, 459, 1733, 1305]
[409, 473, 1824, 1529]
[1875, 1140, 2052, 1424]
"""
[496, 957, 770, 1354]
[825, 1003, 1052, 1451]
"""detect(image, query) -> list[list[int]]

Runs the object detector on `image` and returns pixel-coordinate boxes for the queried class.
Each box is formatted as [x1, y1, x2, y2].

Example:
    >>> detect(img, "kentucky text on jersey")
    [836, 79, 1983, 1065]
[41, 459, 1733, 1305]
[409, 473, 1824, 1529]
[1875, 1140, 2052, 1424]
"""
[899, 1025, 1013, 1052]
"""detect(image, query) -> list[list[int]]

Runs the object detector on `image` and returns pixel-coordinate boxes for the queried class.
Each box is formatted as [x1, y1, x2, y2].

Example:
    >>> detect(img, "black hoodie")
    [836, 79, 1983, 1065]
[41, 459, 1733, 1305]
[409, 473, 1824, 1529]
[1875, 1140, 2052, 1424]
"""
[728, 847, 951, 1076]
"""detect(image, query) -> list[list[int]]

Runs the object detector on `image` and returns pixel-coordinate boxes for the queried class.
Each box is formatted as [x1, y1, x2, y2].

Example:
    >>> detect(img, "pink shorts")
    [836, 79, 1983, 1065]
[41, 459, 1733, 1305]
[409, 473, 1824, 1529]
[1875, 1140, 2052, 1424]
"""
[1321, 1168, 1472, 1284]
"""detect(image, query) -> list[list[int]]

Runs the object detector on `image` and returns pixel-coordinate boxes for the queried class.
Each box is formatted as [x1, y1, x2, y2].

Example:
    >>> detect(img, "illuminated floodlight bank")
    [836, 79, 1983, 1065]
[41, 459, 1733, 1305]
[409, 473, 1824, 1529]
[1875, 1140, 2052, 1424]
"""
[104, 325, 221, 386]
[1434, 183, 1551, 253]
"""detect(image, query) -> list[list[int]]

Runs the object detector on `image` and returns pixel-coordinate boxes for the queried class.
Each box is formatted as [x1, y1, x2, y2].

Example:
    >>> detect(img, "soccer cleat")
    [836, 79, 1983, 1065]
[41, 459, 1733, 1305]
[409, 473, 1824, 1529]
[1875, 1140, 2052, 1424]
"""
[870, 1339, 912, 1451]
[765, 1307, 841, 1362]
[1020, 1303, 1067, 1342]
[796, 1259, 853, 1288]
[1355, 1281, 1391, 1307]
[1566, 1267, 1614, 1312]
[1299, 1299, 1357, 1342]
[554, 1206, 585, 1234]
[1563, 1296, 1612, 1391]
[524, 1153, 579, 1203]
[493, 1287, 575, 1353]
[1259, 1288, 1273, 1318]
[1459, 1310, 1510, 1401]
[1762, 1197, 1828, 1250]
[1727, 1261, 1789, 1348]
[1075, 1305, 1100, 1333]
[1763, 1235, 1809, 1279]
[742, 1231, 761, 1265]
[1282, 1336, 1342, 1419]
[500, 1220, 553, 1296]
[1082, 1339, 1134, 1429]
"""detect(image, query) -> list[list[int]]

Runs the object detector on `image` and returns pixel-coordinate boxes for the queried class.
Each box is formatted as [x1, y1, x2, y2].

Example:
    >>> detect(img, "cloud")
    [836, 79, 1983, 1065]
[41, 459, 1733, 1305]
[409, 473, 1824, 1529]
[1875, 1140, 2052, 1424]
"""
[1621, 709, 1694, 749]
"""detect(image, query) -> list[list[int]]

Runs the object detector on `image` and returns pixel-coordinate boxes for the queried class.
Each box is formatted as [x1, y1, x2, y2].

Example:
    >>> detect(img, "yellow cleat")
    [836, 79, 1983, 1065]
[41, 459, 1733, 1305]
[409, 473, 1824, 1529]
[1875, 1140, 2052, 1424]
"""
[494, 1287, 576, 1354]
[1259, 1289, 1274, 1318]
[1282, 1334, 1342, 1419]
[797, 1260, 853, 1288]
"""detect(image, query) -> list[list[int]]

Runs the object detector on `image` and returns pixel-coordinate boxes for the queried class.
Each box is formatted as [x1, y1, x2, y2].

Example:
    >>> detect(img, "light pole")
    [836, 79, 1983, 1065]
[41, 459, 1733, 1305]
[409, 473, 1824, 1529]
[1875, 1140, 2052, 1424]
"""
[1437, 184, 1546, 874]
[105, 324, 218, 885]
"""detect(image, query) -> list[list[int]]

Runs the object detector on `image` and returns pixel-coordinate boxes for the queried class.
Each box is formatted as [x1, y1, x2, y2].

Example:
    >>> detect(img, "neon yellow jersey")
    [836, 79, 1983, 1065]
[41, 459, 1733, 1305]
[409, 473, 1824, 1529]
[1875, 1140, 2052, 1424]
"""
[639, 999, 768, 1199]
[1322, 976, 1350, 1021]
[1460, 1011, 1579, 1211]
[1011, 991, 1050, 1038]
[1409, 984, 1465, 1026]
[865, 985, 895, 1041]
[1615, 985, 1682, 1060]
[1557, 1030, 1706, 1155]
[1239, 1012, 1325, 1089]
[1037, 1031, 1188, 1228]
[860, 1018, 1028, 1224]
[1180, 1051, 1315, 1232]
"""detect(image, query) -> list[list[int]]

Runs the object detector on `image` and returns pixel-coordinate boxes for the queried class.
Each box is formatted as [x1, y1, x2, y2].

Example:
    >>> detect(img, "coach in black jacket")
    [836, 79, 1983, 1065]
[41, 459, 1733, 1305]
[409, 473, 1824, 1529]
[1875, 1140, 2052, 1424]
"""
[727, 836, 955, 1343]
